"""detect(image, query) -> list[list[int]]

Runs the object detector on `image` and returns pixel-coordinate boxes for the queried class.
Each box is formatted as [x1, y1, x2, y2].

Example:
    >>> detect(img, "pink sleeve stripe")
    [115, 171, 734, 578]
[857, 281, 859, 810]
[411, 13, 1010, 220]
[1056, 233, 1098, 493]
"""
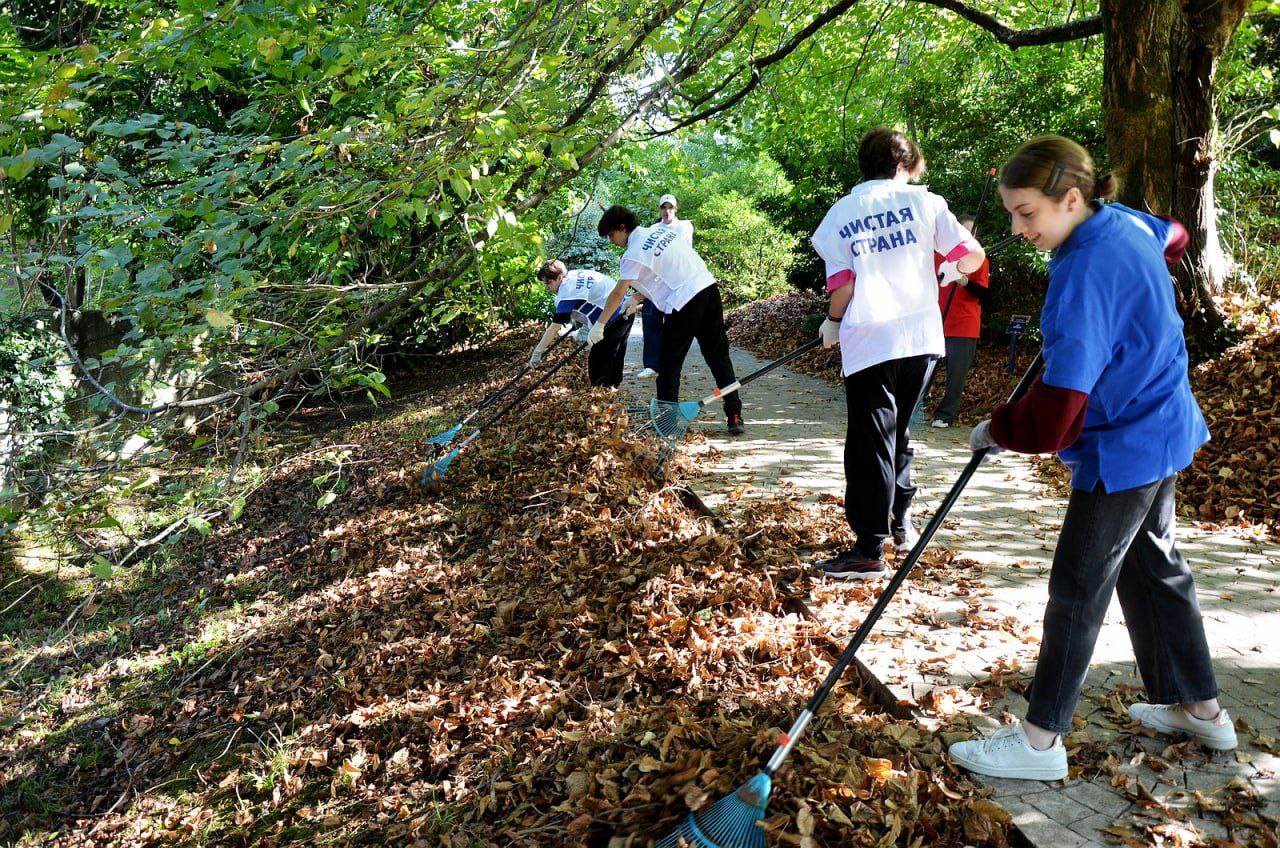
[826, 269, 854, 293]
[942, 239, 979, 263]
[1163, 219, 1189, 266]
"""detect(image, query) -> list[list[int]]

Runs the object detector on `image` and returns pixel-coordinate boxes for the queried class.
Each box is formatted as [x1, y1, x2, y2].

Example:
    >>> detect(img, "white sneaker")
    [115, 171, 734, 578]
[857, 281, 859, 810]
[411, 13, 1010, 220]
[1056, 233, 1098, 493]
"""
[949, 724, 1068, 781]
[635, 368, 658, 379]
[1128, 703, 1238, 750]
[931, 419, 950, 429]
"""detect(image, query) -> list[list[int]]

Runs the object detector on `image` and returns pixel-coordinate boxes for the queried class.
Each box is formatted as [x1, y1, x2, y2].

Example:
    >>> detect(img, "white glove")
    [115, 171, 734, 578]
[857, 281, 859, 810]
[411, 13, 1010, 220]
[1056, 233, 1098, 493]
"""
[623, 298, 641, 318]
[937, 261, 963, 286]
[575, 324, 591, 344]
[586, 321, 605, 347]
[819, 318, 841, 349]
[969, 420, 1004, 457]
[528, 349, 544, 368]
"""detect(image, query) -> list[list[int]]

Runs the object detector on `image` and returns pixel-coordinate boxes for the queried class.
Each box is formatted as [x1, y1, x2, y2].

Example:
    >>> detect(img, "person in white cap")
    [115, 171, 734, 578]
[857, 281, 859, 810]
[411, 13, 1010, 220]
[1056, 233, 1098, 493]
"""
[634, 194, 696, 379]
[658, 194, 694, 244]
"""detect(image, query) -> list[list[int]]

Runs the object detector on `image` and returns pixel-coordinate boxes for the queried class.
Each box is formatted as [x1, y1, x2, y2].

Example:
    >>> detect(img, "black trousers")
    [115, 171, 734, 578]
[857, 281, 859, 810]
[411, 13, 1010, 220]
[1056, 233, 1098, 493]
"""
[1026, 475, 1219, 734]
[933, 336, 978, 423]
[842, 354, 934, 557]
[587, 314, 634, 388]
[656, 285, 742, 418]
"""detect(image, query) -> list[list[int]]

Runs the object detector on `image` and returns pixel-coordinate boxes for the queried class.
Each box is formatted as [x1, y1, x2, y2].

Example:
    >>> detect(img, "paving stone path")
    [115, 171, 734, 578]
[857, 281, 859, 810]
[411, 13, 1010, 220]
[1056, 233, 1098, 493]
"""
[620, 325, 1280, 846]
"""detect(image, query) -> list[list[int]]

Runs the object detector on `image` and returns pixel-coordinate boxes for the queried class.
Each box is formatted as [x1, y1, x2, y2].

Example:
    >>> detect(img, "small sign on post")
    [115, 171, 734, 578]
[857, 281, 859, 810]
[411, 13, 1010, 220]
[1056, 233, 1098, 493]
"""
[1007, 314, 1031, 375]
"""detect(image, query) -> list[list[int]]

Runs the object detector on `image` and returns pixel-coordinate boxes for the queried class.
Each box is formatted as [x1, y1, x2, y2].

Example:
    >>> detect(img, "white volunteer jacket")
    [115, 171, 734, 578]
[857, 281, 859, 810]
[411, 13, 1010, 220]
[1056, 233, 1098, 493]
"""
[619, 225, 715, 314]
[812, 180, 978, 376]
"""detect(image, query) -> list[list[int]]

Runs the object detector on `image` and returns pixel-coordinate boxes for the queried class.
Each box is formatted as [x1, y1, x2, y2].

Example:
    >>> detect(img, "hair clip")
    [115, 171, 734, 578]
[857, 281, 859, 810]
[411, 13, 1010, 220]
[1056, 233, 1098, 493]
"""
[1042, 162, 1068, 196]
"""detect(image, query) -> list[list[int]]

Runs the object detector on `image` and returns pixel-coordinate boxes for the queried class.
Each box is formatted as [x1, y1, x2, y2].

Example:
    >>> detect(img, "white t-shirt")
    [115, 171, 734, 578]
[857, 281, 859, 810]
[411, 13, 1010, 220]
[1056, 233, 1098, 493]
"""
[553, 268, 619, 324]
[619, 225, 716, 313]
[811, 180, 979, 376]
[655, 218, 694, 245]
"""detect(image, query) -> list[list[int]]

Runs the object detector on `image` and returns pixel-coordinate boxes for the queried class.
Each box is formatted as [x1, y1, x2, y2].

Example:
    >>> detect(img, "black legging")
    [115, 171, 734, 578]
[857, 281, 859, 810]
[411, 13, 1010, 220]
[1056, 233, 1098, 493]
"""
[655, 285, 741, 417]
[587, 313, 634, 388]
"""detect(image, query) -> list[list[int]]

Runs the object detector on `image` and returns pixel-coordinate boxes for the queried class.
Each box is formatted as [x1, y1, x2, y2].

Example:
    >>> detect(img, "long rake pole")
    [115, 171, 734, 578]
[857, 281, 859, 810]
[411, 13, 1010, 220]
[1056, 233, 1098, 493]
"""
[421, 341, 588, 488]
[762, 350, 1045, 777]
[638, 338, 823, 446]
[428, 328, 574, 449]
[665, 337, 823, 413]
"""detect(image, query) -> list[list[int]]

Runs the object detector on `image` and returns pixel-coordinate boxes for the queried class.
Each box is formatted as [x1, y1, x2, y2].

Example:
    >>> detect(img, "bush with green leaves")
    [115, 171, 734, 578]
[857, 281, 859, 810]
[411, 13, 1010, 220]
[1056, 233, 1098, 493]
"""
[0, 316, 73, 534]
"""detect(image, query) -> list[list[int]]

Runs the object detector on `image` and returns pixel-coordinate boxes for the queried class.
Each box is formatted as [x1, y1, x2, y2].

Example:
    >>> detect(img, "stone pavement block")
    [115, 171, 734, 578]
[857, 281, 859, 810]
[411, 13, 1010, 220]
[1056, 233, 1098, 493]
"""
[1067, 811, 1124, 843]
[1009, 812, 1095, 848]
[1062, 778, 1132, 817]
[1019, 786, 1100, 826]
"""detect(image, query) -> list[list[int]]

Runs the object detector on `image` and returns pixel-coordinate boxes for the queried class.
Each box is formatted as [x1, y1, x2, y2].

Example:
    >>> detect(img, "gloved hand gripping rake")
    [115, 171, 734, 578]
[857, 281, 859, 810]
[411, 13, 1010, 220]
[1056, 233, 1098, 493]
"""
[636, 338, 823, 448]
[652, 351, 1045, 848]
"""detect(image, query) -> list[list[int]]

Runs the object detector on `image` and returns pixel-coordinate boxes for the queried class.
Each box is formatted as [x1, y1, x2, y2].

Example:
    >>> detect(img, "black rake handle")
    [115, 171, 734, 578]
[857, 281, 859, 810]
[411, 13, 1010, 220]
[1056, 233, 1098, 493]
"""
[693, 338, 823, 407]
[738, 337, 823, 387]
[764, 349, 1046, 777]
[472, 342, 587, 436]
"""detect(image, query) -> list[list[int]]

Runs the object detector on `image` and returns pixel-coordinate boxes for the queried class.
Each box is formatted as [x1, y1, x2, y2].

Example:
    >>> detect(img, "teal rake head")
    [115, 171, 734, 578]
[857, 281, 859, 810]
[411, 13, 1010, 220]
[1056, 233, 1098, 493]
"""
[426, 422, 463, 448]
[420, 446, 460, 492]
[641, 397, 703, 448]
[655, 772, 772, 848]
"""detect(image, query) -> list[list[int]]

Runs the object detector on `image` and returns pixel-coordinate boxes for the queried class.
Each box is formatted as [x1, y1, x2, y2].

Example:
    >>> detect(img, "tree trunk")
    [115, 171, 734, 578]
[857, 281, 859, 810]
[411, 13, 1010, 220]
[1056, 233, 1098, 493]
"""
[1101, 0, 1250, 354]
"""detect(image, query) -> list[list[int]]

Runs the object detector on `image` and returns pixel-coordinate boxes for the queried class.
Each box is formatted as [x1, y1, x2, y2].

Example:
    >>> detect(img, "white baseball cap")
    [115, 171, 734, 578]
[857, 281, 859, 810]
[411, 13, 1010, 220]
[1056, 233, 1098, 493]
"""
[659, 194, 677, 208]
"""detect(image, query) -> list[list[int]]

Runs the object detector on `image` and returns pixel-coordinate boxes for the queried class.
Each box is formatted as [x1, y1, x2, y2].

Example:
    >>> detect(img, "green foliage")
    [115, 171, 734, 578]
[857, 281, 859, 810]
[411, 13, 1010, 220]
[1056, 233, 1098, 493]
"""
[690, 191, 797, 304]
[0, 317, 73, 537]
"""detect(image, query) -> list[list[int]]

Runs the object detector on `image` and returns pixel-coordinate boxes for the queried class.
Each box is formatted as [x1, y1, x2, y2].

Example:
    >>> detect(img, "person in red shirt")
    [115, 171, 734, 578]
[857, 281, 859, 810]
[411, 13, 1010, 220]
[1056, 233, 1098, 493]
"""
[931, 214, 989, 428]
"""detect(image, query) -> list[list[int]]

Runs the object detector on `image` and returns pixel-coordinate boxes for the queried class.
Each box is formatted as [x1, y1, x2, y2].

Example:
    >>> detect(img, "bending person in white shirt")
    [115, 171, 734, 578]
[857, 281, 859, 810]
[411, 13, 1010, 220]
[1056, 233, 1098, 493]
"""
[810, 126, 985, 581]
[529, 260, 636, 387]
[594, 205, 745, 436]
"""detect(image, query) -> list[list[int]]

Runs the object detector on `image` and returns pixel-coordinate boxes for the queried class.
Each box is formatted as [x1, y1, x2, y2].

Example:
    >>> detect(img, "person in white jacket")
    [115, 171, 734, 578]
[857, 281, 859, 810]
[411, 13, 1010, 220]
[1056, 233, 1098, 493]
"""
[528, 260, 635, 387]
[810, 126, 985, 580]
[594, 205, 744, 435]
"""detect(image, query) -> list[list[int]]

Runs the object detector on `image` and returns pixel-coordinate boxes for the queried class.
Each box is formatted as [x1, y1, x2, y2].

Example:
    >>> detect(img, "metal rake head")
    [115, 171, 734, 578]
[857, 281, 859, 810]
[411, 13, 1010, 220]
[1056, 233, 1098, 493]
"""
[639, 398, 702, 448]
[655, 772, 772, 848]
[626, 401, 652, 425]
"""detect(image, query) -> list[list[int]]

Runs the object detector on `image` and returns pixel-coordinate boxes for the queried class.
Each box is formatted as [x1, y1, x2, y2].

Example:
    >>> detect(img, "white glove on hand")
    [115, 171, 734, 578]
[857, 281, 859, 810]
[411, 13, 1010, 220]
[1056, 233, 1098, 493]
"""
[969, 420, 1004, 458]
[937, 261, 963, 286]
[529, 349, 545, 368]
[819, 318, 841, 349]
[575, 324, 591, 344]
[623, 298, 641, 318]
[586, 321, 605, 348]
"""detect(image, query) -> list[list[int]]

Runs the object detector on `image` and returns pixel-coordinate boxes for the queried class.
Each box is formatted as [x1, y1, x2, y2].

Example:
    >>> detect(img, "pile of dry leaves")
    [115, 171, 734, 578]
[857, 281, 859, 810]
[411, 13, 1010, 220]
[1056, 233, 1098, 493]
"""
[3, 356, 1014, 847]
[1180, 329, 1280, 533]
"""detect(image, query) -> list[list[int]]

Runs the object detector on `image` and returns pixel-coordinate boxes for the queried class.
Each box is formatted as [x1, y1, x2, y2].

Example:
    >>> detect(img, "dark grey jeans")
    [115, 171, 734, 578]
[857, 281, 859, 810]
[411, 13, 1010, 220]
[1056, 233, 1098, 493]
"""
[932, 336, 977, 423]
[1026, 474, 1219, 734]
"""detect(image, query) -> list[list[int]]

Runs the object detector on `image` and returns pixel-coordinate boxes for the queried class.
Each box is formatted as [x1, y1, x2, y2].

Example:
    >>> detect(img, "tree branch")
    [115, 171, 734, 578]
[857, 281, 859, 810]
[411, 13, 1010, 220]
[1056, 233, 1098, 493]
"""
[656, 0, 1102, 134]
[908, 0, 1101, 47]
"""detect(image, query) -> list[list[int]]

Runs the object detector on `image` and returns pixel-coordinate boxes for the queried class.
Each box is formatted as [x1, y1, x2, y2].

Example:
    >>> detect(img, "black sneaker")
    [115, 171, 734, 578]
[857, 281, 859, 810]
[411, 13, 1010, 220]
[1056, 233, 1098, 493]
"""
[726, 413, 745, 436]
[813, 550, 887, 581]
